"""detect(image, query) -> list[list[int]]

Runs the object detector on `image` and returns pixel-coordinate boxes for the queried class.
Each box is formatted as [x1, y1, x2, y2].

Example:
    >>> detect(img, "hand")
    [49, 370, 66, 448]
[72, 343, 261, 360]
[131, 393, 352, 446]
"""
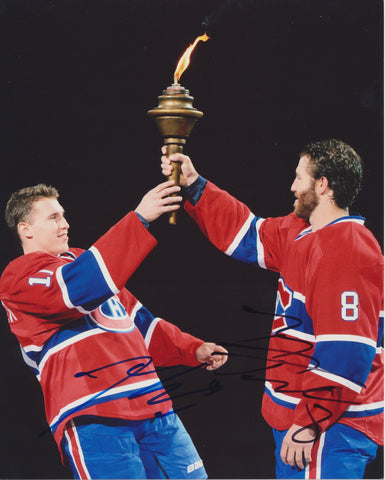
[161, 146, 199, 187]
[195, 342, 228, 370]
[280, 424, 318, 470]
[135, 180, 183, 223]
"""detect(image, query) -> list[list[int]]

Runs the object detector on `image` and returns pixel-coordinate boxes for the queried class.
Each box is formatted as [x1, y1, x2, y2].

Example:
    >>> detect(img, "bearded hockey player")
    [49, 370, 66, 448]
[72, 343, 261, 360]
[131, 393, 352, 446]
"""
[161, 139, 384, 479]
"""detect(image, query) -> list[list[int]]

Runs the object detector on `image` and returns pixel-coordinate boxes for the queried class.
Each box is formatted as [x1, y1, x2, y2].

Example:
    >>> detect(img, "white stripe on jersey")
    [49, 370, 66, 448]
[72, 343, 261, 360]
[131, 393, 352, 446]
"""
[265, 381, 300, 406]
[24, 343, 43, 353]
[308, 364, 362, 393]
[266, 380, 383, 412]
[281, 329, 315, 342]
[49, 377, 161, 430]
[346, 400, 384, 412]
[293, 291, 306, 303]
[130, 300, 143, 321]
[20, 346, 40, 372]
[225, 212, 255, 256]
[89, 246, 119, 295]
[316, 334, 377, 349]
[334, 217, 365, 225]
[144, 317, 161, 348]
[255, 217, 267, 269]
[56, 265, 89, 314]
[37, 328, 105, 381]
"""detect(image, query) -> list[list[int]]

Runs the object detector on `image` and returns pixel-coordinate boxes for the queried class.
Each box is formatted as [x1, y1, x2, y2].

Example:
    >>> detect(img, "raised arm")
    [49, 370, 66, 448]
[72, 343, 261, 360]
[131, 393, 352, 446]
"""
[1, 181, 183, 320]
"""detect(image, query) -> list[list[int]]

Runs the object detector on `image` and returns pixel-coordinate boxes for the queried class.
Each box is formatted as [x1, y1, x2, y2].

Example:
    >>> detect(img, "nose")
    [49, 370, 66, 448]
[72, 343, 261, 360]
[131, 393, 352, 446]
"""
[60, 216, 70, 230]
[290, 179, 296, 192]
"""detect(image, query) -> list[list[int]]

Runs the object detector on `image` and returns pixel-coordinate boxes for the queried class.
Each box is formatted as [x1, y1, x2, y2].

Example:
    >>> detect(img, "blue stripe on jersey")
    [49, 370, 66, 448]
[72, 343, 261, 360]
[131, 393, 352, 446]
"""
[377, 314, 384, 348]
[230, 216, 260, 265]
[133, 305, 156, 338]
[276, 300, 314, 337]
[265, 383, 384, 418]
[311, 340, 375, 387]
[343, 406, 384, 418]
[288, 301, 314, 336]
[264, 384, 297, 410]
[35, 317, 102, 372]
[44, 316, 99, 350]
[274, 279, 314, 337]
[20, 346, 41, 376]
[21, 317, 101, 377]
[50, 379, 165, 435]
[61, 250, 115, 311]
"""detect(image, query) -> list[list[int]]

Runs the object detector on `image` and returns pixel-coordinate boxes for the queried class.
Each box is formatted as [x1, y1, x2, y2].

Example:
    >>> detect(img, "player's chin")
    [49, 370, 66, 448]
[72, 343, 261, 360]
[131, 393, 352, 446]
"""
[57, 240, 69, 253]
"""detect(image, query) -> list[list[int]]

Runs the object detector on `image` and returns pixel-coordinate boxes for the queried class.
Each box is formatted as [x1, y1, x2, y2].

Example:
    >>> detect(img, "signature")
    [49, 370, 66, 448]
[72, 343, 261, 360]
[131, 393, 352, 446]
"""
[212, 305, 364, 445]
[40, 304, 365, 453]
[75, 355, 223, 414]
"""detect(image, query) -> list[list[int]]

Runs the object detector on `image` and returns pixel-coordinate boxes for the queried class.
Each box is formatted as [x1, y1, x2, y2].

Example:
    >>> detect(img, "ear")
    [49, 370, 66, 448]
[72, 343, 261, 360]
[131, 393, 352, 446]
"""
[17, 222, 33, 241]
[315, 176, 330, 196]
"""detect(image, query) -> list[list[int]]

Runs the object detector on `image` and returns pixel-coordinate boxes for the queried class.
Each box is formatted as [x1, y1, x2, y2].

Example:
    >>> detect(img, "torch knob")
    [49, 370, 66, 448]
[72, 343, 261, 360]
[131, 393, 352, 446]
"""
[147, 84, 203, 140]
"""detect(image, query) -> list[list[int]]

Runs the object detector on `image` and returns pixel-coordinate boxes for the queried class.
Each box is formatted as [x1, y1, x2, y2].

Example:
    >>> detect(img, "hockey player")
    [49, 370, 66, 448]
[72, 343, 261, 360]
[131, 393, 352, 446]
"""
[0, 180, 228, 479]
[161, 139, 384, 479]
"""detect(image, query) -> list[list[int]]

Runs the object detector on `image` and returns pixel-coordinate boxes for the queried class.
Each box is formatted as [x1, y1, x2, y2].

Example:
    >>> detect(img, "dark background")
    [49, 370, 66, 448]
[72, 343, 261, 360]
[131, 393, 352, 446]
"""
[0, 0, 383, 478]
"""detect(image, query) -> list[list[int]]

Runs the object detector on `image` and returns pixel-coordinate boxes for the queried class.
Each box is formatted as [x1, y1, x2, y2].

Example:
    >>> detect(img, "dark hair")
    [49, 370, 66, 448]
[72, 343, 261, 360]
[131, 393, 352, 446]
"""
[301, 139, 363, 209]
[5, 184, 59, 235]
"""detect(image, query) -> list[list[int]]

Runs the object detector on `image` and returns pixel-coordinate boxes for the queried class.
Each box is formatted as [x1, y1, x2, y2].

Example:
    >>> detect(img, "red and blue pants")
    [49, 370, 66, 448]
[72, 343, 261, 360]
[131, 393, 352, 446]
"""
[62, 412, 207, 479]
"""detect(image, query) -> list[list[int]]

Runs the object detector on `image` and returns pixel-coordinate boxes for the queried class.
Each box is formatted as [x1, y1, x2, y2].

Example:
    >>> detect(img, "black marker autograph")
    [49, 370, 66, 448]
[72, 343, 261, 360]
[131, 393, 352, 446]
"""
[74, 355, 223, 414]
[39, 304, 366, 452]
[212, 305, 364, 447]
[39, 355, 224, 438]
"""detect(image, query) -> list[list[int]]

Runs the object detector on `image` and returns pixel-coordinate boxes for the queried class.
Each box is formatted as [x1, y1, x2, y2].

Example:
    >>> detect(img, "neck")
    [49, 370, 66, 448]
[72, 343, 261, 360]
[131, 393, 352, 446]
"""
[309, 203, 349, 231]
[22, 244, 63, 256]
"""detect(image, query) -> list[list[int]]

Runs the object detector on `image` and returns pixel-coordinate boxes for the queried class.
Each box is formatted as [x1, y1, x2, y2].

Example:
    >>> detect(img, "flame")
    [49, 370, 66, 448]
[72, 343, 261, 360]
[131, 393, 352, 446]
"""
[173, 33, 209, 84]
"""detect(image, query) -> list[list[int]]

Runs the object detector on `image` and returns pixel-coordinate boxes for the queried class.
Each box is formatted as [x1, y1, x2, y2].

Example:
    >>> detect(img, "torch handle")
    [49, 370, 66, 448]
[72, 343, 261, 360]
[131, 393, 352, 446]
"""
[165, 143, 183, 224]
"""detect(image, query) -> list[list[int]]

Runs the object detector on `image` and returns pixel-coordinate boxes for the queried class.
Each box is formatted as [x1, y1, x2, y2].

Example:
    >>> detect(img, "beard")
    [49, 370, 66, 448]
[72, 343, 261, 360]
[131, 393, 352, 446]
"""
[293, 183, 319, 221]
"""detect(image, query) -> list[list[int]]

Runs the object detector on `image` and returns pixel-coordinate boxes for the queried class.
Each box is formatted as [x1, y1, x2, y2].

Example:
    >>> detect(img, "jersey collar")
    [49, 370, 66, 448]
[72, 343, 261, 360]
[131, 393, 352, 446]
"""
[295, 214, 366, 241]
[59, 250, 76, 260]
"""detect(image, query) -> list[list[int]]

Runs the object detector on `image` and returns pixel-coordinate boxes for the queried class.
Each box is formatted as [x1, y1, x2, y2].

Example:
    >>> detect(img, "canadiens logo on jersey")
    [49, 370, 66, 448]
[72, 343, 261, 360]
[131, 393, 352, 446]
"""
[272, 278, 292, 333]
[88, 296, 135, 332]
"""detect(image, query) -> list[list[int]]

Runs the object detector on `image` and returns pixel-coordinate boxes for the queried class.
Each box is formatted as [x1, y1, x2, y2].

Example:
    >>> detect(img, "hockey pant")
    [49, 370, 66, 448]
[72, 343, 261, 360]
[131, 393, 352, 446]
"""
[62, 412, 207, 479]
[273, 423, 378, 479]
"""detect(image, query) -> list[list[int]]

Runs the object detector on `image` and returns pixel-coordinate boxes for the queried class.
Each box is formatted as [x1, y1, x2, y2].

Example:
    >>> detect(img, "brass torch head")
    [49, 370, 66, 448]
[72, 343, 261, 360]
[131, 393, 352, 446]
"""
[147, 84, 203, 224]
[147, 83, 203, 140]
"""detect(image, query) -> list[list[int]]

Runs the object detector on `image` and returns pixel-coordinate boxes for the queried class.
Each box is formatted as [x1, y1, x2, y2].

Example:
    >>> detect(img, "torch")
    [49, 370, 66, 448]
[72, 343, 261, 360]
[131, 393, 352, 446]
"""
[148, 34, 208, 224]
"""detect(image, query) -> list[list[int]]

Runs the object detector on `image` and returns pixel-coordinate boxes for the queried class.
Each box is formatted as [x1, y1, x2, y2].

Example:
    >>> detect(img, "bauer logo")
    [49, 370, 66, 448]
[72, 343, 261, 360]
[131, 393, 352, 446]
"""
[88, 296, 135, 332]
[187, 459, 203, 474]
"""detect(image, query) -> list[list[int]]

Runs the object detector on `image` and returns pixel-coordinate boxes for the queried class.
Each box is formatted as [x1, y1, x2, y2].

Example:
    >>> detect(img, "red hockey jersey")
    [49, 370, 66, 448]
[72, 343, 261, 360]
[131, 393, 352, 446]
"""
[185, 180, 384, 445]
[0, 211, 204, 458]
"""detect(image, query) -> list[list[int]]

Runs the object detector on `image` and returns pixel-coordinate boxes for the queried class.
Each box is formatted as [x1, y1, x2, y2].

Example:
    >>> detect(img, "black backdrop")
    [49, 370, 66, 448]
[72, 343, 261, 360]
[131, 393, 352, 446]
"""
[0, 1, 383, 478]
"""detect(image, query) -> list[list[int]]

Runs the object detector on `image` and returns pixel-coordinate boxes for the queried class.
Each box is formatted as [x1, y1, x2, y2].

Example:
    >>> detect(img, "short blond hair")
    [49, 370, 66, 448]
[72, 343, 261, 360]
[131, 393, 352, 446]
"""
[5, 184, 59, 234]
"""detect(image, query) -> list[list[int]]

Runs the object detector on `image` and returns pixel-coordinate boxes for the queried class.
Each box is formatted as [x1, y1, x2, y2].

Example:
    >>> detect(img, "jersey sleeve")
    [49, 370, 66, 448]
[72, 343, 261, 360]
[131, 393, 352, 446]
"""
[147, 320, 204, 367]
[293, 236, 384, 432]
[55, 211, 157, 313]
[1, 211, 157, 320]
[118, 289, 204, 367]
[184, 180, 306, 272]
